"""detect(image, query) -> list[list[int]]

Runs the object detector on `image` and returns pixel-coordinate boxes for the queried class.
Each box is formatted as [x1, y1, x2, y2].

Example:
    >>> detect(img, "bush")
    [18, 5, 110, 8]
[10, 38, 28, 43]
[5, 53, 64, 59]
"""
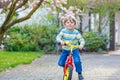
[82, 31, 108, 52]
[3, 25, 58, 52]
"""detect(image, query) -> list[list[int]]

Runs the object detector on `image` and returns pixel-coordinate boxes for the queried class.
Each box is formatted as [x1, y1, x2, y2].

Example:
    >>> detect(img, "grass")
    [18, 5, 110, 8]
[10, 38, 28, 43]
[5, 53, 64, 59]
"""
[0, 51, 44, 72]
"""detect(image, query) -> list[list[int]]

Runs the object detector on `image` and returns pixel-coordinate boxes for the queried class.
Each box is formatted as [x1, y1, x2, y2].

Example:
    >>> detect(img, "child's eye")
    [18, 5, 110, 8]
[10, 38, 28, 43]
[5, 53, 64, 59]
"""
[71, 22, 73, 23]
[67, 22, 70, 24]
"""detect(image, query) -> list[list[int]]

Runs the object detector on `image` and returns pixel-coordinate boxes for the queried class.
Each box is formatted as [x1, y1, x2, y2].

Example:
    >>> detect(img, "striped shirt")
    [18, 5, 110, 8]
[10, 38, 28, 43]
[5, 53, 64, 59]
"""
[56, 28, 85, 50]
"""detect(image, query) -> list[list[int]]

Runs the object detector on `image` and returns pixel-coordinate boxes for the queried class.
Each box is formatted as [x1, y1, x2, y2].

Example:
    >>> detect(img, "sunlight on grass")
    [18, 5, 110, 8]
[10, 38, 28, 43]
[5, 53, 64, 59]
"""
[0, 51, 44, 72]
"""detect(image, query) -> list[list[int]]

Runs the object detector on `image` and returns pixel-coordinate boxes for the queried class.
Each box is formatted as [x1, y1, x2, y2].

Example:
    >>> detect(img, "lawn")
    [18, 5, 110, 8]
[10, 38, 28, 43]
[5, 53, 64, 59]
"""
[0, 51, 44, 72]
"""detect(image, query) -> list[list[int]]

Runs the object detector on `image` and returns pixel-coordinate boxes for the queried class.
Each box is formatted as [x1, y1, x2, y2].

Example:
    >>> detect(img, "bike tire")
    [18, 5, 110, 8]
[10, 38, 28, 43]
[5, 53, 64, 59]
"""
[64, 65, 73, 80]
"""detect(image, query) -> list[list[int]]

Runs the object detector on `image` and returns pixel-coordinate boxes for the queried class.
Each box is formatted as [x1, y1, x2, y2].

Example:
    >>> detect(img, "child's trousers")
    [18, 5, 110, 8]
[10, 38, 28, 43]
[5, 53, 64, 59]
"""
[58, 49, 82, 73]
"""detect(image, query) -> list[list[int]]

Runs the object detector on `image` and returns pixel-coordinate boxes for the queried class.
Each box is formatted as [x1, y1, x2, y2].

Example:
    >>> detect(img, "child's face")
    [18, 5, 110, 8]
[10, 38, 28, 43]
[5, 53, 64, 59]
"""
[64, 20, 76, 31]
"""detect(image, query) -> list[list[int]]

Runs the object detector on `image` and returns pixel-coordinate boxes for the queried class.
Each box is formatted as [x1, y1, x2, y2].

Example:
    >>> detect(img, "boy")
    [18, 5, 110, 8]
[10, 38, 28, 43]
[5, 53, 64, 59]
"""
[56, 15, 85, 80]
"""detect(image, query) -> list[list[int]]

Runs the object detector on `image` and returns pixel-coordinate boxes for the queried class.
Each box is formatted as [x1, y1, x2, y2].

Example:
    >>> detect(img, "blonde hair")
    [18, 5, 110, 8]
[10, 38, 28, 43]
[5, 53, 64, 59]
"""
[61, 14, 77, 25]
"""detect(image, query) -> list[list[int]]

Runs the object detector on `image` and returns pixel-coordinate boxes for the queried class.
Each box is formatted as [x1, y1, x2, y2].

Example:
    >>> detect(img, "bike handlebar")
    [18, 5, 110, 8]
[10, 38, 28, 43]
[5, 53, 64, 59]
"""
[57, 41, 86, 52]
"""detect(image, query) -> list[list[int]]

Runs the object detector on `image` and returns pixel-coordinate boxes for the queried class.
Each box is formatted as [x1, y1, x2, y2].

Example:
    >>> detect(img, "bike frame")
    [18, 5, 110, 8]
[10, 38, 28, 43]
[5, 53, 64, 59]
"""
[63, 42, 78, 75]
[64, 53, 74, 74]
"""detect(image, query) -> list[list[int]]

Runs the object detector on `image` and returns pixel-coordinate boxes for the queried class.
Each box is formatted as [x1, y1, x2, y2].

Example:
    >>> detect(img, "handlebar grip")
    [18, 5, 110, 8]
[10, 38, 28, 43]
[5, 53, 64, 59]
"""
[64, 43, 67, 46]
[57, 42, 67, 46]
[57, 42, 61, 45]
[82, 48, 86, 51]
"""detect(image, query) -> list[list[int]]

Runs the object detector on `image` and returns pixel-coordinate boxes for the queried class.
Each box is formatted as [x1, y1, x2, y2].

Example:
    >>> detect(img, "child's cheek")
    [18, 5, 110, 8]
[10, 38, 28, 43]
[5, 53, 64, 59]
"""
[72, 25, 76, 28]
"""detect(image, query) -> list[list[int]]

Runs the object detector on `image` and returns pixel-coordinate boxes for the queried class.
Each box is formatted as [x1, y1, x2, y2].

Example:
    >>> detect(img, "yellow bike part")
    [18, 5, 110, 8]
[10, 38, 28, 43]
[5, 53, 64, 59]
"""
[65, 41, 78, 52]
[64, 65, 73, 80]
[64, 68, 69, 80]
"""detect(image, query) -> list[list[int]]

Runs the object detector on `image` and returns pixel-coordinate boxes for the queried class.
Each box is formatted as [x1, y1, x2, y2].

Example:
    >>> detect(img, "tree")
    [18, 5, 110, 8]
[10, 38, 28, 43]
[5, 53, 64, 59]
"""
[0, 0, 46, 43]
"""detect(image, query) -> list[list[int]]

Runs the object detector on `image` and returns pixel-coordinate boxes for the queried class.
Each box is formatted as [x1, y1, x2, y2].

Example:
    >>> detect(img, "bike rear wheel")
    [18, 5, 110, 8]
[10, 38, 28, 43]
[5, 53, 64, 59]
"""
[63, 65, 73, 80]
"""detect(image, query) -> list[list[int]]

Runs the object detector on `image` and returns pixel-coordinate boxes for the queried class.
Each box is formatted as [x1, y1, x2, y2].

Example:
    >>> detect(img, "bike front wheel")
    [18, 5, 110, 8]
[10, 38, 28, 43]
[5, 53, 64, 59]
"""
[63, 65, 73, 80]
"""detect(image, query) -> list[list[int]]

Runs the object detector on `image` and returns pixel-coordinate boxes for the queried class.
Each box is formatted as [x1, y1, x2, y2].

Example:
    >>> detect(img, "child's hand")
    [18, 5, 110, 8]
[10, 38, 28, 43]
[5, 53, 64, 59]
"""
[61, 41, 65, 46]
[78, 46, 83, 51]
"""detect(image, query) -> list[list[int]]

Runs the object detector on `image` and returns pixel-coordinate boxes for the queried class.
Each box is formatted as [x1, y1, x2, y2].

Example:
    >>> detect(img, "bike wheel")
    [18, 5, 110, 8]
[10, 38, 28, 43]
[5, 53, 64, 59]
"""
[64, 65, 73, 80]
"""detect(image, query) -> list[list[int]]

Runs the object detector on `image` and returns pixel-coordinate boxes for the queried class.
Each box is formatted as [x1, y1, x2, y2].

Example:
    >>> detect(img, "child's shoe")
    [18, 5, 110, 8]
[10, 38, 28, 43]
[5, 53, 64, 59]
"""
[78, 73, 84, 80]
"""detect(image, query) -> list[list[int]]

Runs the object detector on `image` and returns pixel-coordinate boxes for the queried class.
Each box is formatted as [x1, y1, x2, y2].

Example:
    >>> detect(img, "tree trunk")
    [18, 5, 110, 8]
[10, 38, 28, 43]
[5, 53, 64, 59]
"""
[0, 28, 5, 44]
[98, 13, 102, 34]
[109, 13, 115, 50]
[79, 15, 83, 34]
[89, 12, 91, 31]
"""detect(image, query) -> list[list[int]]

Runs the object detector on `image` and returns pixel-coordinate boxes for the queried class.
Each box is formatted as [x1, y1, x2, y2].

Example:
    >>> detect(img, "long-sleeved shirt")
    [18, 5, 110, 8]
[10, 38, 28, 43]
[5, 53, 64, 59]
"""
[56, 28, 85, 50]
